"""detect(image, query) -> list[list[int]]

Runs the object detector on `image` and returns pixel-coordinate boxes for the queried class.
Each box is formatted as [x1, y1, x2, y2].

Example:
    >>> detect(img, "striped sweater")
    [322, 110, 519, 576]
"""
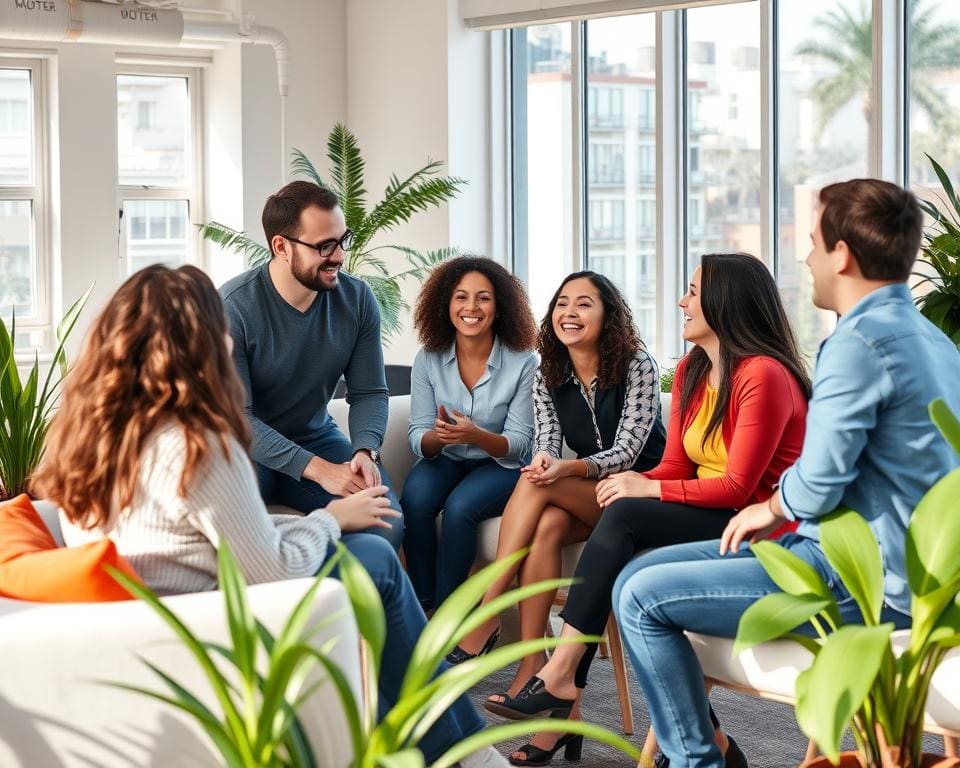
[60, 423, 341, 596]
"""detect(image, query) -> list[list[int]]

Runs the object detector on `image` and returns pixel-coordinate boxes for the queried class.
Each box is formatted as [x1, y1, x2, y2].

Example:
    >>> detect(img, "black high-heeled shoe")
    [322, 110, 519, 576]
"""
[653, 734, 747, 768]
[446, 626, 501, 666]
[509, 733, 583, 766]
[483, 675, 576, 720]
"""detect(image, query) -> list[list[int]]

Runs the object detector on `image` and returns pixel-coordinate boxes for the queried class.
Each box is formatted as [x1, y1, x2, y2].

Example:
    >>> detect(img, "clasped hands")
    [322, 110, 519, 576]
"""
[304, 451, 381, 496]
[433, 404, 479, 445]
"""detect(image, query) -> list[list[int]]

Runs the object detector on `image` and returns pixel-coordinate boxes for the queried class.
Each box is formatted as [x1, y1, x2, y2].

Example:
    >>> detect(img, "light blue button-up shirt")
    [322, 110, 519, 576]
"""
[780, 284, 960, 615]
[408, 338, 538, 469]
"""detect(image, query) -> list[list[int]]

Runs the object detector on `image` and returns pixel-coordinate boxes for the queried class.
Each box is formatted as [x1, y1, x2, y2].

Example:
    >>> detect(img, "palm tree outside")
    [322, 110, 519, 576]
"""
[796, 0, 960, 144]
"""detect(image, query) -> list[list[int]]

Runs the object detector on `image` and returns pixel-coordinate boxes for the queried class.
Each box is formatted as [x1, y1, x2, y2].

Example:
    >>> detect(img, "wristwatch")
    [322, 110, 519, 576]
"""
[357, 448, 381, 465]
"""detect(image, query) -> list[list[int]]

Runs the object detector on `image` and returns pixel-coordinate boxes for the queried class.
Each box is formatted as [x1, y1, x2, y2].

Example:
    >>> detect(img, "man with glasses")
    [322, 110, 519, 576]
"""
[220, 180, 403, 550]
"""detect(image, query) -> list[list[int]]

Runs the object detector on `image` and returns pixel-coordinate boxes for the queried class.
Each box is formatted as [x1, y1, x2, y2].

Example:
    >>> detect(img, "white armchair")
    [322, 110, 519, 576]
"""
[0, 505, 362, 768]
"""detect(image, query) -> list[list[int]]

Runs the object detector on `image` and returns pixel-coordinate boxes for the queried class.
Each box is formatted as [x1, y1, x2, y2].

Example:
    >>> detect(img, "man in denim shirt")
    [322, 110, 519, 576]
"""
[611, 179, 960, 768]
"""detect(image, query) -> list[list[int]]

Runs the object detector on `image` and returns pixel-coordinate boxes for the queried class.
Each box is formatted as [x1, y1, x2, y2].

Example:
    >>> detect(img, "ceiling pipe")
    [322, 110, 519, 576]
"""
[0, 0, 290, 175]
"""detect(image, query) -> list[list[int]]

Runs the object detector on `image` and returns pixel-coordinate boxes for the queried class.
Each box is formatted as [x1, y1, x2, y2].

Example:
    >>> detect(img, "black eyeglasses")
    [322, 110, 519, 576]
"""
[285, 229, 354, 258]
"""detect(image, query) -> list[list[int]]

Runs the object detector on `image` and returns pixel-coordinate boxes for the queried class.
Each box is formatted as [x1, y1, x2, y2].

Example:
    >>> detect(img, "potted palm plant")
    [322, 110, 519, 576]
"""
[0, 288, 91, 500]
[914, 154, 960, 348]
[109, 543, 643, 768]
[201, 123, 465, 341]
[734, 398, 960, 768]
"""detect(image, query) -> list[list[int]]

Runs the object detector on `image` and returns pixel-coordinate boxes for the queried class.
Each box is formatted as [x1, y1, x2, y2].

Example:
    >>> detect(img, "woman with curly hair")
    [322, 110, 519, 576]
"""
[487, 254, 811, 767]
[449, 272, 666, 741]
[402, 255, 538, 612]
[33, 265, 507, 768]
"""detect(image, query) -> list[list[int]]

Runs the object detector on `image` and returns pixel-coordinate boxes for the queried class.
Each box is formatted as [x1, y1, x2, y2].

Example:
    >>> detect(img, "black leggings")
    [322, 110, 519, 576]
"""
[559, 496, 735, 688]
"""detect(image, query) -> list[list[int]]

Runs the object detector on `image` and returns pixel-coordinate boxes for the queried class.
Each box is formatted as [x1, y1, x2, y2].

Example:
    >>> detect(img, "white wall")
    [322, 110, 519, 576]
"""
[346, 0, 491, 364]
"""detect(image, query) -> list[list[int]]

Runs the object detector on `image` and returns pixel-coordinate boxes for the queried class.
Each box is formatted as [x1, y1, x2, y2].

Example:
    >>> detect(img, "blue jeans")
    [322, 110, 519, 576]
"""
[256, 420, 404, 551]
[612, 534, 911, 768]
[400, 455, 520, 610]
[331, 534, 485, 762]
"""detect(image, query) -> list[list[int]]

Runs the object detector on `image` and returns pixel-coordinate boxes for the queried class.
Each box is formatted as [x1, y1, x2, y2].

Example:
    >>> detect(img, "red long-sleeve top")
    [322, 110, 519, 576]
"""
[645, 355, 808, 511]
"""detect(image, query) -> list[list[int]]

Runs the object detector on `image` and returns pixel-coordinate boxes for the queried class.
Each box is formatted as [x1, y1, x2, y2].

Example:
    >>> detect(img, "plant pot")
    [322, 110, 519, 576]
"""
[800, 752, 960, 768]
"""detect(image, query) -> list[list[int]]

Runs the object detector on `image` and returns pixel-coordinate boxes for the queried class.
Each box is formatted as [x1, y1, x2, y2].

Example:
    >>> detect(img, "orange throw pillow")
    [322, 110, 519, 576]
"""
[0, 494, 142, 602]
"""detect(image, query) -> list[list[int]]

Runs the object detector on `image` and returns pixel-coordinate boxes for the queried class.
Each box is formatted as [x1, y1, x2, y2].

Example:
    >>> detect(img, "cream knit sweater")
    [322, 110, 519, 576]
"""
[60, 422, 341, 596]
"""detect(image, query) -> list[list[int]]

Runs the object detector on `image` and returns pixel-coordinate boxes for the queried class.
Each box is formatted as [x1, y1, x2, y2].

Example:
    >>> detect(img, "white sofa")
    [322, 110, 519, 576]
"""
[0, 519, 361, 768]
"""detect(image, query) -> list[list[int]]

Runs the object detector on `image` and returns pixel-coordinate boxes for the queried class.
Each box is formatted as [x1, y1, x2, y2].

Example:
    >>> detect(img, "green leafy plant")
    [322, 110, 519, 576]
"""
[110, 541, 643, 768]
[660, 366, 675, 394]
[735, 398, 960, 767]
[0, 287, 91, 500]
[201, 124, 466, 341]
[914, 154, 960, 347]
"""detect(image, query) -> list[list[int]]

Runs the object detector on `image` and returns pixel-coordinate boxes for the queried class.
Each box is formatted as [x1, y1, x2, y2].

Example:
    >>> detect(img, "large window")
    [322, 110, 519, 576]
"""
[117, 70, 200, 276]
[513, 24, 573, 318]
[0, 62, 47, 349]
[907, 1, 960, 203]
[777, 0, 871, 360]
[686, 2, 761, 275]
[508, 1, 955, 365]
[586, 13, 658, 345]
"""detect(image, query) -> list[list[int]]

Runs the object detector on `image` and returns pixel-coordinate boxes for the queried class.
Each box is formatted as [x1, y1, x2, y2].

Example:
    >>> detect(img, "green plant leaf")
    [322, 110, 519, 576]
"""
[401, 636, 603, 747]
[930, 398, 960, 455]
[200, 222, 271, 268]
[399, 550, 529, 699]
[751, 540, 834, 600]
[906, 466, 960, 600]
[374, 749, 426, 768]
[734, 592, 832, 655]
[794, 624, 894, 763]
[327, 123, 367, 232]
[432, 718, 641, 768]
[105, 682, 247, 767]
[336, 543, 386, 674]
[785, 632, 824, 657]
[290, 147, 329, 189]
[217, 542, 258, 693]
[106, 567, 255, 764]
[820, 508, 884, 625]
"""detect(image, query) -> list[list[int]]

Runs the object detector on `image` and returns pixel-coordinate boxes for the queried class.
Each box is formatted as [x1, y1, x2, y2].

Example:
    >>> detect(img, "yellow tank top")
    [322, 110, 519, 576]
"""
[682, 385, 728, 479]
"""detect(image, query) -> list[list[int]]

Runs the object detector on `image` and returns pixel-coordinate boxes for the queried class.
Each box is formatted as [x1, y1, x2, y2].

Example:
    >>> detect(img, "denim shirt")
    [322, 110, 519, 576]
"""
[780, 284, 960, 615]
[408, 338, 538, 469]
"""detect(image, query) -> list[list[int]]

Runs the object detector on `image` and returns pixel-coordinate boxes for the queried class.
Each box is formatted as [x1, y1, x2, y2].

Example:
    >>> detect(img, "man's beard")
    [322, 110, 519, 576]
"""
[291, 249, 339, 292]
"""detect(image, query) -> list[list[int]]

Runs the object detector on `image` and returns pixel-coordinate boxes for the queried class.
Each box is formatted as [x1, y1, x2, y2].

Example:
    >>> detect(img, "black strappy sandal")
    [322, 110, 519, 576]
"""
[509, 733, 583, 766]
[446, 626, 501, 666]
[483, 675, 576, 720]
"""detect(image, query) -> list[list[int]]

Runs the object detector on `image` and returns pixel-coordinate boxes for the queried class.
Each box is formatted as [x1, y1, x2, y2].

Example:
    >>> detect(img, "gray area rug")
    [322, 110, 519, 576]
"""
[468, 611, 945, 767]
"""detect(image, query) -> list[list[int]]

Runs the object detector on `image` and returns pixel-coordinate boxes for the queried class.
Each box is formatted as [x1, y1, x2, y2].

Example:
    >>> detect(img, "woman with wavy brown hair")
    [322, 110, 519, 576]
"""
[448, 271, 666, 758]
[33, 265, 506, 768]
[402, 255, 538, 613]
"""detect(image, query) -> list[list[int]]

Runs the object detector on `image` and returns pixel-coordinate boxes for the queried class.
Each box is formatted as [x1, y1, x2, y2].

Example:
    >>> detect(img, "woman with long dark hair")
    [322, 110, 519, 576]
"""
[33, 265, 507, 768]
[486, 253, 811, 766]
[402, 255, 537, 612]
[448, 271, 666, 761]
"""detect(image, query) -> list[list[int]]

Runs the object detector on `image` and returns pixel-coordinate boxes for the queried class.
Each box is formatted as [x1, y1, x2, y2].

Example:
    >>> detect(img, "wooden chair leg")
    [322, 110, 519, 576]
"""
[606, 615, 634, 736]
[804, 740, 819, 762]
[599, 638, 610, 658]
[945, 735, 959, 758]
[641, 724, 659, 764]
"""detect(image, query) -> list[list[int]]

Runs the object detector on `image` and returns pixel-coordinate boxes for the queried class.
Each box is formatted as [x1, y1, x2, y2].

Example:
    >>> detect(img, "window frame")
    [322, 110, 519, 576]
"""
[506, 0, 913, 363]
[116, 63, 204, 278]
[0, 56, 51, 343]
